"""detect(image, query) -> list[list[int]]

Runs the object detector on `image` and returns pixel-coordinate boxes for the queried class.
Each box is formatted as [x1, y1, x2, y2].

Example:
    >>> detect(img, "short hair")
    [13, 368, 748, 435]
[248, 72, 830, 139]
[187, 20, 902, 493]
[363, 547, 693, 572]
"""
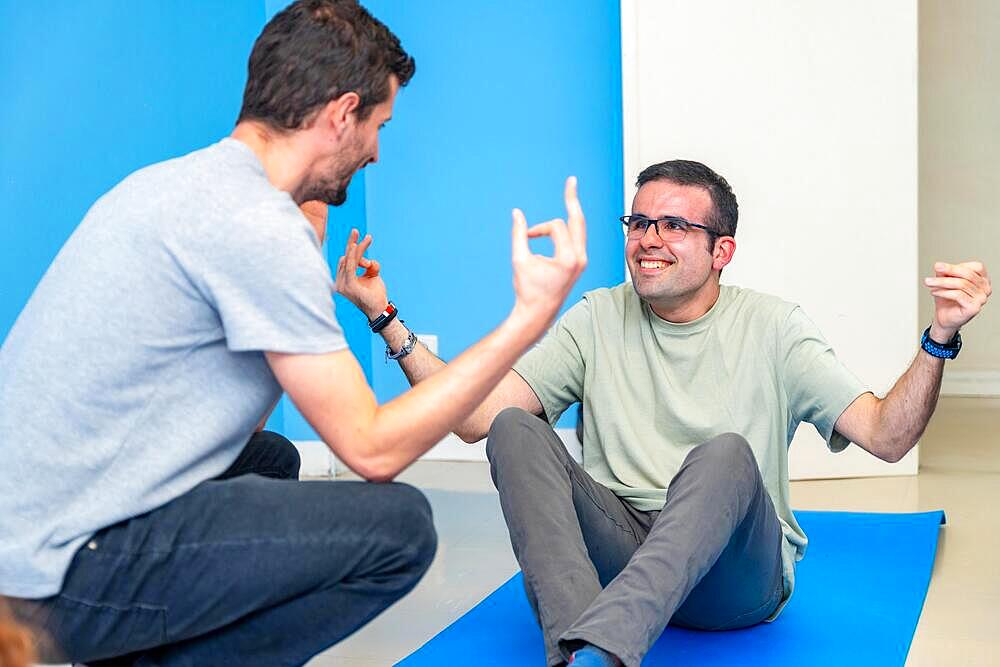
[237, 0, 415, 130]
[636, 160, 738, 238]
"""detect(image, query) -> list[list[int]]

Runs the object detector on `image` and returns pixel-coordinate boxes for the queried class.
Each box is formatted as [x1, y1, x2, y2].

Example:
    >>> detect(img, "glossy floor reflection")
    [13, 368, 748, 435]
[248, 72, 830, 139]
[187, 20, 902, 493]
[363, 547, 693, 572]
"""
[310, 396, 998, 666]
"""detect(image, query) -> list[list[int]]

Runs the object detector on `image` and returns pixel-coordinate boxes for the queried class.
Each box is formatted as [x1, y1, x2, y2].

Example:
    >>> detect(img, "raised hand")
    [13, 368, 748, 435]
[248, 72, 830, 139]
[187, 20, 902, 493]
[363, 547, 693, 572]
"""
[509, 177, 588, 337]
[335, 229, 388, 320]
[924, 261, 992, 339]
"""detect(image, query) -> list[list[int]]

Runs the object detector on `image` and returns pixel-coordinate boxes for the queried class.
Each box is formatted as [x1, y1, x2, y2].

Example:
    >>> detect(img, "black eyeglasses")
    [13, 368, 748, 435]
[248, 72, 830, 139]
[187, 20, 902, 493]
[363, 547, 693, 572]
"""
[620, 215, 718, 243]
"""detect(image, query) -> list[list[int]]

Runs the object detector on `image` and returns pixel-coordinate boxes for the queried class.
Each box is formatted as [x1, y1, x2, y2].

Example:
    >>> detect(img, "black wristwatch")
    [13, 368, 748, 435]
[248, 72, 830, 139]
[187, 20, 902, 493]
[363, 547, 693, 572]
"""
[920, 326, 962, 360]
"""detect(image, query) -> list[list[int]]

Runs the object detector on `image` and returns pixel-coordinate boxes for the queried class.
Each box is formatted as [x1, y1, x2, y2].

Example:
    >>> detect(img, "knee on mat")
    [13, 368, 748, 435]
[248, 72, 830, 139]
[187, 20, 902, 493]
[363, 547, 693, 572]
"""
[485, 407, 541, 462]
[255, 430, 301, 479]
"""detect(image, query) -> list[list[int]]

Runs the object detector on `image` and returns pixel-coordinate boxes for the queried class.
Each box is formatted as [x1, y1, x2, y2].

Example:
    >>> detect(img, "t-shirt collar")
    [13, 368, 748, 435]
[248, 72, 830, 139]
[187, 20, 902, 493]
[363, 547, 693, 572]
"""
[644, 285, 732, 336]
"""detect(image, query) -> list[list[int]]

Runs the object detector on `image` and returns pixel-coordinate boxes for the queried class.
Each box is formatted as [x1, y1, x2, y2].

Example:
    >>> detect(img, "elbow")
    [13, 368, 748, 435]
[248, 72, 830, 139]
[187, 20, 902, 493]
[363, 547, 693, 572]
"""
[455, 427, 486, 445]
[348, 450, 402, 483]
[880, 449, 906, 464]
[355, 460, 399, 483]
[872, 437, 914, 464]
[454, 419, 488, 445]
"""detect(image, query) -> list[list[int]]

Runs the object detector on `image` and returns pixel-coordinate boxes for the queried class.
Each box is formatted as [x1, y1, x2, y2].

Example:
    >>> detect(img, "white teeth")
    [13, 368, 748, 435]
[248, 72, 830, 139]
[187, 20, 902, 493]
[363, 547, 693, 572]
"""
[640, 260, 668, 269]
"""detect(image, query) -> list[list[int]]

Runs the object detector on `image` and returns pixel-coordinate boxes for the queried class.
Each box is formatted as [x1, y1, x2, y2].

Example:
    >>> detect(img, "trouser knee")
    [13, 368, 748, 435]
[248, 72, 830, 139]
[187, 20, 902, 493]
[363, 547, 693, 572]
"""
[253, 430, 301, 480]
[686, 432, 754, 468]
[371, 483, 438, 583]
[681, 433, 759, 492]
[486, 407, 558, 468]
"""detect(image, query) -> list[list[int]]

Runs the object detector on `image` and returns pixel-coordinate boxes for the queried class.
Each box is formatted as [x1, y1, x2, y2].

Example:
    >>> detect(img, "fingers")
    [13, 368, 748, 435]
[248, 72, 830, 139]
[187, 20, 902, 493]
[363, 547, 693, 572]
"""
[929, 288, 977, 306]
[510, 177, 590, 286]
[563, 176, 587, 260]
[340, 229, 377, 277]
[924, 276, 979, 301]
[547, 218, 574, 265]
[340, 228, 360, 273]
[933, 261, 991, 293]
[928, 260, 992, 309]
[521, 218, 573, 264]
[361, 258, 381, 278]
[525, 219, 566, 238]
[343, 228, 360, 254]
[511, 208, 529, 264]
[355, 233, 373, 262]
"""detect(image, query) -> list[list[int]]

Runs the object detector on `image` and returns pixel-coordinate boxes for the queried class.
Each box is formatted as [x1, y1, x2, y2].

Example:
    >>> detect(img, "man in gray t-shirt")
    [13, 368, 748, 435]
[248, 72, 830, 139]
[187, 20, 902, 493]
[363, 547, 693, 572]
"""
[0, 2, 588, 665]
[337, 159, 991, 667]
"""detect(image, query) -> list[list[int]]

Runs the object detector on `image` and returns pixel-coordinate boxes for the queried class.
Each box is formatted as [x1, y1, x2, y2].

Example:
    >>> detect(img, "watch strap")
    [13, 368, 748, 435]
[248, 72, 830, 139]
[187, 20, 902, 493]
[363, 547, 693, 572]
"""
[386, 329, 418, 362]
[920, 326, 962, 359]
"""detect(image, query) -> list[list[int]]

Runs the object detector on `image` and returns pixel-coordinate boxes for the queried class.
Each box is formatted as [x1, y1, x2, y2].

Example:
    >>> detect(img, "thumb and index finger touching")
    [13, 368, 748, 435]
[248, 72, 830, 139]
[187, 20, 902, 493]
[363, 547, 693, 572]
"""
[511, 176, 587, 263]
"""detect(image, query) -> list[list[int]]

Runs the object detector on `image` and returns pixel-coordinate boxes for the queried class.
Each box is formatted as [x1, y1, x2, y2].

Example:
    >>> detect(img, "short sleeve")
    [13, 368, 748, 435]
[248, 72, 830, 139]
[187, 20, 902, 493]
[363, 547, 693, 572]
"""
[780, 307, 868, 452]
[172, 199, 349, 355]
[513, 298, 592, 426]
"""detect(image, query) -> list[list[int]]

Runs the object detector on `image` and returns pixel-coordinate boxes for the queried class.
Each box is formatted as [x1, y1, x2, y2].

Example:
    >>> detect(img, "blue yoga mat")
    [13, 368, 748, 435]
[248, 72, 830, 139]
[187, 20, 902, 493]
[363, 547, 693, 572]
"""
[397, 510, 945, 666]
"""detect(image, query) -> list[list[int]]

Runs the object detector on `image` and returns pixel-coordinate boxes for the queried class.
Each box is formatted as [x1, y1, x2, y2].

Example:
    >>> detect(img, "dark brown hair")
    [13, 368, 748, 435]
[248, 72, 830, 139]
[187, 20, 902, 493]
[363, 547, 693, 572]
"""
[636, 160, 738, 239]
[238, 0, 415, 129]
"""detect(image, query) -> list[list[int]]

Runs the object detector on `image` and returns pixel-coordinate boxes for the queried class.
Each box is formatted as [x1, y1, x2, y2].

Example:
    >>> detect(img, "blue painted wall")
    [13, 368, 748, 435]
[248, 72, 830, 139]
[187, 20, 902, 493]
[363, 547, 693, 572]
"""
[360, 1, 624, 427]
[261, 0, 375, 437]
[1, 1, 263, 334]
[2, 0, 622, 437]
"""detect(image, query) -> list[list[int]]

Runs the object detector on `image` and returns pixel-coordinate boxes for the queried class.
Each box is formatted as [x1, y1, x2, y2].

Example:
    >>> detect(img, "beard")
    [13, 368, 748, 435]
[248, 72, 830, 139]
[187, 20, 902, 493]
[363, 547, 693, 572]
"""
[299, 139, 367, 206]
[316, 185, 348, 206]
[299, 176, 349, 207]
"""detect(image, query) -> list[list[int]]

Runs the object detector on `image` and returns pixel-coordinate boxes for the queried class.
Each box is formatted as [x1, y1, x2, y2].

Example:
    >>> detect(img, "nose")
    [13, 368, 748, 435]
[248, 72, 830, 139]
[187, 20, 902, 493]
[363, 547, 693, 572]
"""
[639, 223, 663, 249]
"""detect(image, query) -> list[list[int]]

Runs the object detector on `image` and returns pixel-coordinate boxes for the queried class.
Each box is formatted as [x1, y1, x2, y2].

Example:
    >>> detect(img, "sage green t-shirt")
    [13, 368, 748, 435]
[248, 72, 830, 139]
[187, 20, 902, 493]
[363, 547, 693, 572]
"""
[513, 282, 867, 612]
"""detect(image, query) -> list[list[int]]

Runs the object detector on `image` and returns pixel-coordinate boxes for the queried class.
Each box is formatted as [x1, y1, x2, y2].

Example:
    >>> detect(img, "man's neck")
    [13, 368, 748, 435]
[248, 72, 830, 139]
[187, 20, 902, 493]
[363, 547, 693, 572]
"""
[231, 121, 310, 203]
[648, 282, 721, 323]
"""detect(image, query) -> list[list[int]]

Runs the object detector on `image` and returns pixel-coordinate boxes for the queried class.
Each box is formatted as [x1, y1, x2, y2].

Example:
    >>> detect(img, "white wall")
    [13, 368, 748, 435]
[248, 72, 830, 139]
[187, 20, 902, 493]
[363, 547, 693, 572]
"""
[920, 0, 1000, 397]
[622, 0, 919, 478]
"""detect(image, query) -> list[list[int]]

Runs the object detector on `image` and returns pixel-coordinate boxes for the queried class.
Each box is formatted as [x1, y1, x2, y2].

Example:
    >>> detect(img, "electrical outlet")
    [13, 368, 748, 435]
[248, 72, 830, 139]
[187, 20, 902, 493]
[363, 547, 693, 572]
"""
[416, 333, 438, 356]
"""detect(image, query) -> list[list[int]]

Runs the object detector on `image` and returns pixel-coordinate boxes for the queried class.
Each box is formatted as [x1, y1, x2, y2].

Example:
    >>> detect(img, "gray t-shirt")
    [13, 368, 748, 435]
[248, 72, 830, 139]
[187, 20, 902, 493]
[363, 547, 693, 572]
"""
[0, 138, 348, 598]
[514, 282, 867, 616]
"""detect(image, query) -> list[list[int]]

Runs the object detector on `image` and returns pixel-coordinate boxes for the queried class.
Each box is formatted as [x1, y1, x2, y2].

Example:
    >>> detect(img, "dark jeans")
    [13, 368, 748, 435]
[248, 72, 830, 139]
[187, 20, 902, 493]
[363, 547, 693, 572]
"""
[486, 409, 785, 667]
[12, 431, 437, 666]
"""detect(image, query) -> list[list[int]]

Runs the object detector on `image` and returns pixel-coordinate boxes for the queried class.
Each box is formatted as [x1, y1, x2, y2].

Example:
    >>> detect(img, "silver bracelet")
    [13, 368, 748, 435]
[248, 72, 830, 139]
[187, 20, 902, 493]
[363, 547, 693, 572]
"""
[386, 329, 418, 362]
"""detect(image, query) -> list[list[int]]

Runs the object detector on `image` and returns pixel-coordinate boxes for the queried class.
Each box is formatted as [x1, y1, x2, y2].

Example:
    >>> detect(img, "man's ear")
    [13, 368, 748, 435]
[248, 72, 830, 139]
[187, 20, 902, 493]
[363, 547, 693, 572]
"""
[317, 91, 361, 137]
[712, 236, 736, 272]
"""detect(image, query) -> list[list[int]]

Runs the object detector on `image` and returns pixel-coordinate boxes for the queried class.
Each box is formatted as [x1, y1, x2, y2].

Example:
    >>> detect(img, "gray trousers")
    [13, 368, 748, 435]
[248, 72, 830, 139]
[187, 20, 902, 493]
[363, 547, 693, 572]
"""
[486, 408, 785, 667]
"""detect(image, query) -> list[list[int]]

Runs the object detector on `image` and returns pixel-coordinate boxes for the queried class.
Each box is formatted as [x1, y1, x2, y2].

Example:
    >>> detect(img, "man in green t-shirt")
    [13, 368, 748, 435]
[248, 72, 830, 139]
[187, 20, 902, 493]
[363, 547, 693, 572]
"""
[336, 160, 991, 667]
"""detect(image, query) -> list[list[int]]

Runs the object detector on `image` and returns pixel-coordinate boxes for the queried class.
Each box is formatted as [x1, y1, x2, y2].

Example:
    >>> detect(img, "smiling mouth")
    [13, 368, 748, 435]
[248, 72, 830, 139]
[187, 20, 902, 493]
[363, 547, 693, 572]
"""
[637, 258, 674, 272]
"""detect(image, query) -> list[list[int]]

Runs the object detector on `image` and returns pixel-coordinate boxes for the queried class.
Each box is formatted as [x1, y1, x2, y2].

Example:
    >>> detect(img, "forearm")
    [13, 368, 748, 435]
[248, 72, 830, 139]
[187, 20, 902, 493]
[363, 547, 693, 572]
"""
[872, 342, 946, 461]
[328, 176, 589, 478]
[359, 310, 544, 479]
[375, 317, 517, 444]
[376, 317, 447, 385]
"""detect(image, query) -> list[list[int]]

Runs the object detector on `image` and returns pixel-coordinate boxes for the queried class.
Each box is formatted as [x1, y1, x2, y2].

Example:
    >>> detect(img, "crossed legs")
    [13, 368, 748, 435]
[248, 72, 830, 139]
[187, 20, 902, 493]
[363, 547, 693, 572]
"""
[487, 408, 784, 667]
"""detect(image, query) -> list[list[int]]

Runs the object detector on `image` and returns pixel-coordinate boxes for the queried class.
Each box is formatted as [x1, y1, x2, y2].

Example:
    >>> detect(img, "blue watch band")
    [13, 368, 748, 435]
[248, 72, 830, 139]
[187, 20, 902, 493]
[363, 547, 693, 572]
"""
[920, 326, 961, 359]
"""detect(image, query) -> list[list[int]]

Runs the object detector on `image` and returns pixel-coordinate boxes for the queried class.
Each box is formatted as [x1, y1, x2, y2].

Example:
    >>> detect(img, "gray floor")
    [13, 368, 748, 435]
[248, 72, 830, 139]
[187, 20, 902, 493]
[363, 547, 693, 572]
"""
[308, 396, 1000, 666]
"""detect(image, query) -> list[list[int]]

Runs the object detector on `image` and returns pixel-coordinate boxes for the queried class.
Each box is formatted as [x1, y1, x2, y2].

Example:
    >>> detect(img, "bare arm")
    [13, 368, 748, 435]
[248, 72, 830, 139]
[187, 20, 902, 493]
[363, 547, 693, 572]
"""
[345, 306, 543, 444]
[269, 178, 587, 481]
[267, 312, 544, 481]
[836, 261, 991, 462]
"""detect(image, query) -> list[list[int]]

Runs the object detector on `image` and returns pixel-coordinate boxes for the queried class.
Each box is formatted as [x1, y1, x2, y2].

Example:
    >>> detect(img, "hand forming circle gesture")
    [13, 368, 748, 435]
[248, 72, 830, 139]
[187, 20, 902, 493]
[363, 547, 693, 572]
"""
[335, 229, 387, 321]
[509, 176, 588, 334]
